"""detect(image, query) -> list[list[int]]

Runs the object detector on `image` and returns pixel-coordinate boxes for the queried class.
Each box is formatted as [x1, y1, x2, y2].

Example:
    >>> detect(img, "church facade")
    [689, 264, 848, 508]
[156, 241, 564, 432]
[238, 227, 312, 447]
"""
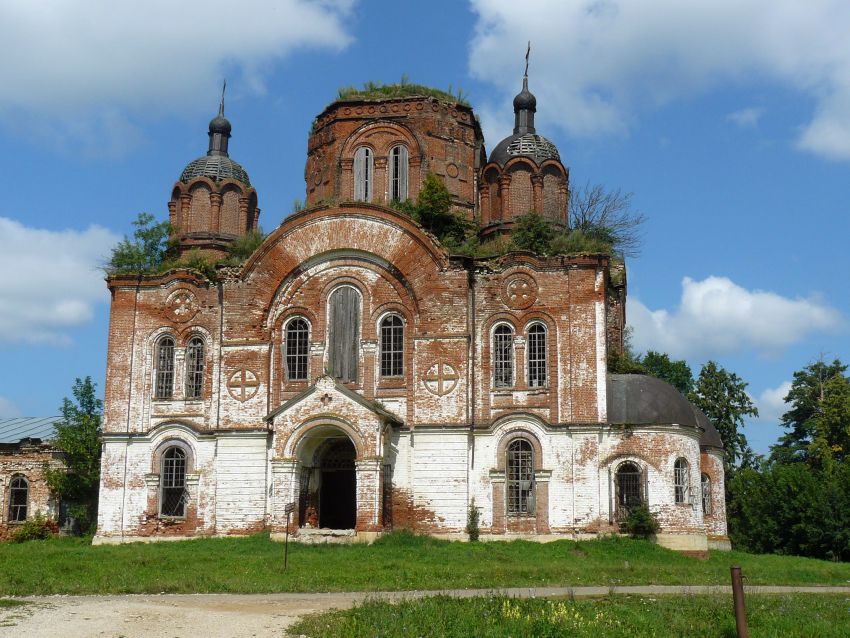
[95, 75, 729, 553]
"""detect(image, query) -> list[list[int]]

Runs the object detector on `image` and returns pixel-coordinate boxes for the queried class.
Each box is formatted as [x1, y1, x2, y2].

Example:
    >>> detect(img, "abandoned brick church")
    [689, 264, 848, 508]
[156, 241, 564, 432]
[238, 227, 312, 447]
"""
[95, 72, 729, 553]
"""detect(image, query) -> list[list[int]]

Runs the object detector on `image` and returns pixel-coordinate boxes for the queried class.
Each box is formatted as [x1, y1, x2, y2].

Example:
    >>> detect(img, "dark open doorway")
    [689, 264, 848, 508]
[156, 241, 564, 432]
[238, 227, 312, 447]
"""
[318, 438, 357, 529]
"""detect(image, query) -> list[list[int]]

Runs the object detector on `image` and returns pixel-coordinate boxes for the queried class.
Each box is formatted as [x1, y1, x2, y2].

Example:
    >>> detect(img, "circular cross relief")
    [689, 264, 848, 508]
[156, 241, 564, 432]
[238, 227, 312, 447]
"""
[422, 362, 459, 397]
[165, 289, 199, 323]
[227, 369, 260, 402]
[502, 273, 538, 310]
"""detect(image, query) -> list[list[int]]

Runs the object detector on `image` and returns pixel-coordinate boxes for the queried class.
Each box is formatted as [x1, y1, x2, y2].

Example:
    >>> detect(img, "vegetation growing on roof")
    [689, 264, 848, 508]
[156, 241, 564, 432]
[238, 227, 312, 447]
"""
[335, 76, 470, 106]
[106, 212, 266, 281]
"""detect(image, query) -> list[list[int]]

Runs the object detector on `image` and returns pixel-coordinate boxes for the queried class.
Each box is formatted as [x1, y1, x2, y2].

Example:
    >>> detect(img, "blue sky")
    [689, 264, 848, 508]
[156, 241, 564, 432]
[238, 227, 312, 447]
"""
[0, 0, 847, 454]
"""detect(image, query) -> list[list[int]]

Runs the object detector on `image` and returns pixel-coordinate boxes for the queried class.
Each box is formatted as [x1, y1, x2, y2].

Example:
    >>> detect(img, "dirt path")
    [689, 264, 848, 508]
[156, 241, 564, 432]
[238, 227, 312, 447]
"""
[4, 586, 850, 638]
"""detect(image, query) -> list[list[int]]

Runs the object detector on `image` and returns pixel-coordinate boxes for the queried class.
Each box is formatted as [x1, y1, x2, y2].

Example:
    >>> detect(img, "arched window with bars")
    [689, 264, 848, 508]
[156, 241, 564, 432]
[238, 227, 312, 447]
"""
[380, 314, 404, 377]
[8, 475, 28, 522]
[506, 439, 534, 516]
[527, 323, 547, 388]
[155, 336, 175, 399]
[493, 324, 515, 388]
[615, 462, 643, 521]
[160, 446, 188, 518]
[674, 458, 690, 504]
[353, 147, 373, 202]
[285, 318, 309, 381]
[389, 145, 409, 202]
[185, 336, 204, 399]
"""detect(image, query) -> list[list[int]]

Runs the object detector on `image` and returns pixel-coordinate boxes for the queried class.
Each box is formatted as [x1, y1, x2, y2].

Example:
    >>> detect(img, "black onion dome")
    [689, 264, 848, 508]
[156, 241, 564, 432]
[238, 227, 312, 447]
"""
[179, 96, 250, 186]
[209, 113, 231, 135]
[607, 374, 724, 450]
[180, 155, 251, 186]
[488, 132, 560, 166]
[513, 83, 537, 111]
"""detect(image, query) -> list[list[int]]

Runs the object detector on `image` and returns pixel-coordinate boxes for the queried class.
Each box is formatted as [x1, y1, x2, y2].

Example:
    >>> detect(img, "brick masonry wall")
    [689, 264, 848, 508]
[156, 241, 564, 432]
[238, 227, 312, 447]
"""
[0, 446, 64, 539]
[98, 198, 723, 546]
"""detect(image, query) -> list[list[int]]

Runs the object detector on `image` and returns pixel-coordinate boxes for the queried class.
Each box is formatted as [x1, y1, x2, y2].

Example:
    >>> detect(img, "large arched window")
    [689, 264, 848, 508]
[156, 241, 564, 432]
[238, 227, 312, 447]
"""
[674, 458, 690, 504]
[493, 324, 515, 388]
[701, 473, 712, 515]
[380, 314, 404, 377]
[507, 439, 534, 516]
[353, 147, 373, 202]
[328, 287, 361, 383]
[389, 145, 409, 202]
[527, 323, 547, 388]
[185, 336, 204, 399]
[155, 336, 175, 399]
[285, 318, 309, 381]
[615, 462, 642, 521]
[8, 475, 28, 522]
[160, 446, 187, 518]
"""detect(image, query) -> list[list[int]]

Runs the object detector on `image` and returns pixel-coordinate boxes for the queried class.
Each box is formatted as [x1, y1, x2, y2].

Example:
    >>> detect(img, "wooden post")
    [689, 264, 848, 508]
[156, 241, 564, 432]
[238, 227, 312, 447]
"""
[284, 502, 295, 571]
[731, 566, 748, 638]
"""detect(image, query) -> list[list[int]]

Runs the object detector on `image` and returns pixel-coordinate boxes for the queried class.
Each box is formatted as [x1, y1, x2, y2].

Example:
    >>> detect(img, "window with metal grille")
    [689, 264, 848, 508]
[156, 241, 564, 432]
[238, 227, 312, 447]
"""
[285, 318, 309, 381]
[155, 336, 175, 399]
[493, 324, 514, 388]
[328, 287, 360, 383]
[160, 447, 187, 517]
[389, 145, 408, 201]
[353, 147, 373, 202]
[701, 473, 711, 515]
[527, 323, 547, 388]
[380, 314, 404, 377]
[8, 475, 28, 522]
[674, 458, 690, 504]
[507, 439, 534, 516]
[185, 336, 204, 399]
[615, 462, 642, 521]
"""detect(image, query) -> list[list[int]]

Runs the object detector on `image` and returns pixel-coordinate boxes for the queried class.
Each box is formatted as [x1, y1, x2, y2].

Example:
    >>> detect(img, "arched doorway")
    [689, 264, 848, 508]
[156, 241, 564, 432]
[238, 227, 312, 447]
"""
[615, 462, 643, 521]
[317, 438, 357, 529]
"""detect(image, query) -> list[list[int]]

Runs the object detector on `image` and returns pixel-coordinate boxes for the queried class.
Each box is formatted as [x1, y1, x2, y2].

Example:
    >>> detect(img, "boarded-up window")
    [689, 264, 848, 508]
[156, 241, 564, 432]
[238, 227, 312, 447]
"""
[155, 336, 175, 399]
[353, 147, 373, 202]
[701, 473, 711, 515]
[542, 168, 564, 221]
[389, 145, 408, 201]
[285, 318, 309, 381]
[185, 336, 204, 399]
[8, 475, 28, 522]
[328, 287, 360, 382]
[508, 164, 533, 217]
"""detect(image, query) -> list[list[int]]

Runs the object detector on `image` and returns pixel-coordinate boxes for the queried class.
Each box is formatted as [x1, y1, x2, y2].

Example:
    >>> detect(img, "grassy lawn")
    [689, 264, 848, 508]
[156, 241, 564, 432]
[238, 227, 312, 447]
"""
[289, 594, 850, 638]
[1, 532, 849, 595]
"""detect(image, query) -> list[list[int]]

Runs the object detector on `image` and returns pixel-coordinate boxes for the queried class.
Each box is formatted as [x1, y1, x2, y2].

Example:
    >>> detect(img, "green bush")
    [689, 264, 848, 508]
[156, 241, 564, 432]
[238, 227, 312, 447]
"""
[12, 513, 58, 542]
[621, 505, 659, 539]
[466, 499, 480, 542]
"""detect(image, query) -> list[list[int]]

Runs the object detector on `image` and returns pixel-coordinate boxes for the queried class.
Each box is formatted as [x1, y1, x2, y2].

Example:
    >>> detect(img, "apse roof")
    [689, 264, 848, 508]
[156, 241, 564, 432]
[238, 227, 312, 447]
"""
[606, 374, 724, 449]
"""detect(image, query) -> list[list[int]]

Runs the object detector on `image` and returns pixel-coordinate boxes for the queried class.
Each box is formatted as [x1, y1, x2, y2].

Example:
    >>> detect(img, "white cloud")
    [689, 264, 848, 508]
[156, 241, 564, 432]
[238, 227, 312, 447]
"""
[629, 276, 843, 359]
[0, 1, 354, 153]
[0, 397, 21, 418]
[755, 381, 793, 423]
[469, 0, 850, 159]
[0, 218, 121, 345]
[727, 107, 764, 128]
